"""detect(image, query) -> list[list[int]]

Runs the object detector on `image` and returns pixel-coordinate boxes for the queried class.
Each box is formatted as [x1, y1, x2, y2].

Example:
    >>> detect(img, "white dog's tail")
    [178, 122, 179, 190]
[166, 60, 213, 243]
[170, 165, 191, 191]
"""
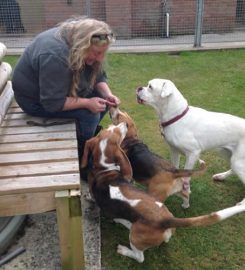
[160, 198, 245, 228]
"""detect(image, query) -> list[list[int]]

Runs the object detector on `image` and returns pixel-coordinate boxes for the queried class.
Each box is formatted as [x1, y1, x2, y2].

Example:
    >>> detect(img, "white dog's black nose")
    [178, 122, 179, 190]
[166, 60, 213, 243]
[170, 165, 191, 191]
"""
[137, 87, 143, 93]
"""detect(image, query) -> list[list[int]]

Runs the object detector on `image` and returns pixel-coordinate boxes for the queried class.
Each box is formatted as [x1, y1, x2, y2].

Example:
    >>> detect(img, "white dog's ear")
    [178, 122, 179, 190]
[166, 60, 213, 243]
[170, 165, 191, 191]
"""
[160, 82, 172, 98]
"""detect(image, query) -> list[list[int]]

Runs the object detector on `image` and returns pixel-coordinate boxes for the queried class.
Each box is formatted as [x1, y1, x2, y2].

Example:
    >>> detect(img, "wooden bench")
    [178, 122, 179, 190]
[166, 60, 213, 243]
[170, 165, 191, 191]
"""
[0, 42, 85, 270]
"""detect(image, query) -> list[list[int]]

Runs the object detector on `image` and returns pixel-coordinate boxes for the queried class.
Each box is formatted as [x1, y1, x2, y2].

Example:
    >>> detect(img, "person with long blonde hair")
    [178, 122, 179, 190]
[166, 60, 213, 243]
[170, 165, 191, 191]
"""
[12, 16, 120, 160]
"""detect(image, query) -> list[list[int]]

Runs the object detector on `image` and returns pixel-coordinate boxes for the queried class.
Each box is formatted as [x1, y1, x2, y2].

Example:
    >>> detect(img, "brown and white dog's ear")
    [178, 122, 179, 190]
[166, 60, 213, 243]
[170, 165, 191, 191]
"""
[81, 137, 97, 168]
[115, 147, 133, 181]
[160, 81, 172, 98]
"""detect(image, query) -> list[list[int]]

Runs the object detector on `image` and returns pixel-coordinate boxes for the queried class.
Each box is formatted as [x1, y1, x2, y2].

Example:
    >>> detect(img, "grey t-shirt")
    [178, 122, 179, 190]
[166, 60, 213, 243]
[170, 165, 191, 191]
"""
[12, 27, 107, 112]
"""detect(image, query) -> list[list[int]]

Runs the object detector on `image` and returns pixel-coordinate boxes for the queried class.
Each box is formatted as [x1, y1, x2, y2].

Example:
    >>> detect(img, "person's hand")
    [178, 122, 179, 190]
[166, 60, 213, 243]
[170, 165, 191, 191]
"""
[86, 97, 108, 113]
[105, 94, 121, 107]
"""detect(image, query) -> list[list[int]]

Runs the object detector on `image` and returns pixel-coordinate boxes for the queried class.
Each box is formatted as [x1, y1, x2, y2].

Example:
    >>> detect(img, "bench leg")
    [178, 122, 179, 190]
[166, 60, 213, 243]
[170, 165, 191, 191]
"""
[55, 190, 85, 270]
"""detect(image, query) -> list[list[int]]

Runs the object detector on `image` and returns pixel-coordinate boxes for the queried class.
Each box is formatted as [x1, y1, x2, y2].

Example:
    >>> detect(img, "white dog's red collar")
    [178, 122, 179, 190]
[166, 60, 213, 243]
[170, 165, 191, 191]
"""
[161, 106, 189, 128]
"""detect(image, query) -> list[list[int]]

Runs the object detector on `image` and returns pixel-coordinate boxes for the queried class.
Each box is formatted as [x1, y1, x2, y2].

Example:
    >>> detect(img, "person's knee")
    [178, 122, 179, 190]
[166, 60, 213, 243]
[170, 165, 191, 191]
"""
[76, 111, 101, 140]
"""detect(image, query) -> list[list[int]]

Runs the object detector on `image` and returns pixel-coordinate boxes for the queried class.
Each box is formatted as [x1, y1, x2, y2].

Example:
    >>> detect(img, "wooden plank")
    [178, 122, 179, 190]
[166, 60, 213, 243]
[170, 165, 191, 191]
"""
[7, 107, 23, 113]
[4, 112, 68, 121]
[0, 62, 12, 93]
[0, 81, 14, 125]
[0, 191, 56, 216]
[4, 113, 26, 120]
[56, 190, 84, 270]
[0, 161, 79, 178]
[2, 117, 75, 127]
[56, 190, 72, 269]
[0, 140, 77, 153]
[0, 131, 77, 143]
[10, 99, 18, 107]
[0, 174, 80, 195]
[0, 149, 78, 165]
[69, 189, 84, 270]
[0, 123, 76, 135]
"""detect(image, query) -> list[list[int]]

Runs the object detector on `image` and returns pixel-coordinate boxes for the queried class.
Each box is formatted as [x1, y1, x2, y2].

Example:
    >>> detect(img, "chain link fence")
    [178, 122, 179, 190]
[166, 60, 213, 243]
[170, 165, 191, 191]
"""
[0, 0, 244, 51]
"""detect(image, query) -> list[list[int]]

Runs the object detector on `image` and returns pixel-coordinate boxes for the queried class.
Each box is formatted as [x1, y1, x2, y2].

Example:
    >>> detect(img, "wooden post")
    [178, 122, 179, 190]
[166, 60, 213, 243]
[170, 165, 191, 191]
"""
[56, 190, 85, 270]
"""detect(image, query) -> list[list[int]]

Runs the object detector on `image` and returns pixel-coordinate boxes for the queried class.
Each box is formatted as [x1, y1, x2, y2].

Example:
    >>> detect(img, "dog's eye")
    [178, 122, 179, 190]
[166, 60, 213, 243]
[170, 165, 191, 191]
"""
[148, 84, 152, 90]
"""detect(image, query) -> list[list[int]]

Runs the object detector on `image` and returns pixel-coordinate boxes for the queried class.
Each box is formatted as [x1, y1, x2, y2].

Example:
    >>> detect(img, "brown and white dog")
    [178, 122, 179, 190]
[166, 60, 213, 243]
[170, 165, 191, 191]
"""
[109, 106, 206, 208]
[136, 78, 245, 207]
[81, 122, 245, 263]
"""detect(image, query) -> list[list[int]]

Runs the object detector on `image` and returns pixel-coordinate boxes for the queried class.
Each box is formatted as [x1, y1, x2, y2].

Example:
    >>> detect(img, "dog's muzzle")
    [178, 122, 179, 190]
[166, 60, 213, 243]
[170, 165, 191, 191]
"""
[136, 87, 144, 104]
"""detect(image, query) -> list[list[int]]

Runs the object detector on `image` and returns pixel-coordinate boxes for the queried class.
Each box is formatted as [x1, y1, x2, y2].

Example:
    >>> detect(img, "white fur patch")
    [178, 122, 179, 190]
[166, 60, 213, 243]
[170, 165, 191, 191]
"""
[109, 186, 141, 207]
[216, 200, 245, 220]
[155, 201, 163, 208]
[99, 139, 120, 171]
[107, 125, 117, 132]
[163, 228, 172, 243]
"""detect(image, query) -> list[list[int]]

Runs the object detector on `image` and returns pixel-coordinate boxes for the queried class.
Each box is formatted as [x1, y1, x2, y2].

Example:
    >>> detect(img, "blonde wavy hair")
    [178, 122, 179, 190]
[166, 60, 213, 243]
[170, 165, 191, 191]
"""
[58, 16, 114, 97]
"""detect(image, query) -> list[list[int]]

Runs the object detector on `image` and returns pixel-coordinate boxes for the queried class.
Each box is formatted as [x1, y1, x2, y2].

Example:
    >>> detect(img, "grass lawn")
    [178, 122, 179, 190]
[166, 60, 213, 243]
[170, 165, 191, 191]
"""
[5, 49, 245, 269]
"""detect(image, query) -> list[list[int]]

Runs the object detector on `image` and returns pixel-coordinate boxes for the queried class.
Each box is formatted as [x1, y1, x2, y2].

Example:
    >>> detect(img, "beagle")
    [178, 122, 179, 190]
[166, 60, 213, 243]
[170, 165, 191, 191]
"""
[109, 106, 206, 208]
[81, 122, 245, 263]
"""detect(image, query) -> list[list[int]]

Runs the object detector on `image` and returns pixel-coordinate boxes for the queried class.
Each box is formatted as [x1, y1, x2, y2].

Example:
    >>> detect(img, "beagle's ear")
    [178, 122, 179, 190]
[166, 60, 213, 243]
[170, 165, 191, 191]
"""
[115, 147, 133, 181]
[160, 81, 172, 98]
[81, 137, 97, 168]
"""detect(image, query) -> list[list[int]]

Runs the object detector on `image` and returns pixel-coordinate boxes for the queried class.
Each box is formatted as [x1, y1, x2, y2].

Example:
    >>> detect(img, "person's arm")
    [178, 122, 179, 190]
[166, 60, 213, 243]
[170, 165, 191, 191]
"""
[62, 96, 108, 113]
[62, 97, 89, 110]
[96, 82, 120, 106]
[39, 55, 108, 113]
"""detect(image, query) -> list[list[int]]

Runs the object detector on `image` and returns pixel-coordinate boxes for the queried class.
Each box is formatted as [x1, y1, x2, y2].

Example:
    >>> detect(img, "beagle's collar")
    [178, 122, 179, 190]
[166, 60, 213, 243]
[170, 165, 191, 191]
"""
[161, 106, 189, 128]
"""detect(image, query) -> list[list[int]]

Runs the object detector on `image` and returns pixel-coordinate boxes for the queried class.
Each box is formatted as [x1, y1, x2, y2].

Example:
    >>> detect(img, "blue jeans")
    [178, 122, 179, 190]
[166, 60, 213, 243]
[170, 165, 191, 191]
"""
[15, 96, 107, 146]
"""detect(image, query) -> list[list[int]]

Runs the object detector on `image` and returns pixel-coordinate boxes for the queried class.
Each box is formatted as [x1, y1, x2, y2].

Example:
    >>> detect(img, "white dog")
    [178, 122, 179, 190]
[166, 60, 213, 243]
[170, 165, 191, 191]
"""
[136, 78, 245, 207]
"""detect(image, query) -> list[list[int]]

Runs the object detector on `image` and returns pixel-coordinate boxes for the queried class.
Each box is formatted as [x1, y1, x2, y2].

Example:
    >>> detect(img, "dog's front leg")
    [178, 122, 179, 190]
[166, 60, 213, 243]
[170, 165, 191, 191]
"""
[184, 151, 201, 170]
[170, 146, 181, 168]
[181, 152, 201, 208]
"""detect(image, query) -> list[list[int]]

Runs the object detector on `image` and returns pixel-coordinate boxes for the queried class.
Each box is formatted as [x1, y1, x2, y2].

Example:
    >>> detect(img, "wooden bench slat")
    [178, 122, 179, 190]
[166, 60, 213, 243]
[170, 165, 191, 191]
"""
[0, 160, 79, 178]
[3, 117, 74, 126]
[0, 149, 78, 165]
[0, 174, 80, 195]
[0, 123, 76, 135]
[0, 140, 77, 153]
[4, 113, 27, 120]
[10, 99, 18, 107]
[0, 131, 77, 143]
[7, 107, 23, 113]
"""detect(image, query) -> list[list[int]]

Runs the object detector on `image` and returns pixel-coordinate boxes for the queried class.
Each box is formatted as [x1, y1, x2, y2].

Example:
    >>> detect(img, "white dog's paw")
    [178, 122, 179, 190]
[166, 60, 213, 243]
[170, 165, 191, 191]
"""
[213, 170, 233, 181]
[236, 198, 245, 206]
[198, 159, 205, 165]
[213, 173, 226, 181]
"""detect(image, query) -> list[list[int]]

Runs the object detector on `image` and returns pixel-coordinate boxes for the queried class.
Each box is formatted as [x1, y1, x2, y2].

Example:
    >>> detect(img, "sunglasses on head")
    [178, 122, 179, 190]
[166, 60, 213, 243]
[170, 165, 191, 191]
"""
[91, 33, 114, 43]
